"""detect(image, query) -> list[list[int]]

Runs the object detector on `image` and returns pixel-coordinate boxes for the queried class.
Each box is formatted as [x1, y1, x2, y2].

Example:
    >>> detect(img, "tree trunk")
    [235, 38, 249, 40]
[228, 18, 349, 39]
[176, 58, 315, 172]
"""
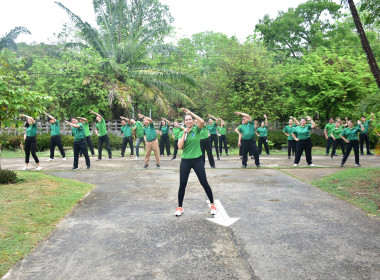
[347, 0, 380, 90]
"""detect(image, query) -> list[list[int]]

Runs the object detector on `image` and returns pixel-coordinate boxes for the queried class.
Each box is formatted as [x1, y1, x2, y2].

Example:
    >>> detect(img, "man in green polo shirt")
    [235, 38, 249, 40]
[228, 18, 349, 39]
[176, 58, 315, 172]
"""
[199, 120, 216, 168]
[131, 118, 144, 160]
[138, 113, 160, 168]
[359, 112, 374, 156]
[207, 114, 220, 160]
[217, 118, 228, 157]
[330, 119, 346, 158]
[324, 117, 335, 156]
[44, 112, 66, 161]
[255, 114, 270, 156]
[171, 121, 184, 160]
[78, 117, 95, 157]
[90, 110, 112, 160]
[120, 116, 134, 157]
[65, 117, 90, 170]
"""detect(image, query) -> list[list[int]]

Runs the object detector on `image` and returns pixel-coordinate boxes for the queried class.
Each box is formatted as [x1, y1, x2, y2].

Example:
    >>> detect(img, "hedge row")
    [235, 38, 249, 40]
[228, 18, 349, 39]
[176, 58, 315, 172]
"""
[0, 131, 378, 151]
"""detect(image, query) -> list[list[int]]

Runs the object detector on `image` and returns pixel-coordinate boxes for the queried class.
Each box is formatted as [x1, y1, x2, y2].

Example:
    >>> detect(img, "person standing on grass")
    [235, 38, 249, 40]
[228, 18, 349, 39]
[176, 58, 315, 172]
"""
[138, 113, 160, 168]
[175, 108, 217, 217]
[159, 117, 171, 157]
[131, 118, 144, 160]
[120, 116, 134, 157]
[359, 112, 375, 156]
[65, 117, 90, 170]
[171, 121, 184, 160]
[200, 120, 216, 168]
[291, 116, 316, 167]
[43, 112, 66, 162]
[340, 120, 365, 167]
[20, 114, 42, 171]
[207, 114, 220, 160]
[256, 114, 270, 156]
[283, 117, 299, 159]
[324, 117, 336, 156]
[217, 118, 228, 157]
[90, 110, 112, 160]
[78, 117, 95, 157]
[330, 118, 347, 158]
[235, 112, 260, 168]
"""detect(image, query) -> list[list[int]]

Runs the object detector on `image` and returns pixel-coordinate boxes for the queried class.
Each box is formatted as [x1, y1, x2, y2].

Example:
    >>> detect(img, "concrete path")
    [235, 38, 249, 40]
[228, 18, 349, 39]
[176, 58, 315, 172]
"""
[2, 155, 380, 280]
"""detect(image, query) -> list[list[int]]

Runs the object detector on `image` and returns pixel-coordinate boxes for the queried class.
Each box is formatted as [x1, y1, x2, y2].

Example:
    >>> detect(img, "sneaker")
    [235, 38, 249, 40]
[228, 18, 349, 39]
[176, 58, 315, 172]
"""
[22, 166, 28, 171]
[144, 164, 148, 168]
[256, 164, 261, 168]
[241, 164, 247, 168]
[171, 157, 176, 161]
[226, 154, 229, 157]
[96, 158, 101, 161]
[211, 165, 216, 168]
[87, 166, 90, 170]
[109, 157, 112, 160]
[331, 156, 333, 159]
[134, 156, 140, 160]
[36, 166, 42, 171]
[121, 154, 124, 157]
[210, 205, 217, 215]
[325, 154, 329, 156]
[355, 164, 361, 167]
[288, 156, 291, 159]
[92, 154, 96, 157]
[367, 152, 374, 156]
[333, 154, 338, 156]
[62, 157, 67, 161]
[308, 164, 315, 167]
[175, 207, 184, 216]
[340, 163, 344, 167]
[361, 153, 364, 156]
[294, 164, 298, 167]
[72, 167, 78, 170]
[46, 158, 54, 162]
[156, 164, 160, 168]
[217, 157, 220, 160]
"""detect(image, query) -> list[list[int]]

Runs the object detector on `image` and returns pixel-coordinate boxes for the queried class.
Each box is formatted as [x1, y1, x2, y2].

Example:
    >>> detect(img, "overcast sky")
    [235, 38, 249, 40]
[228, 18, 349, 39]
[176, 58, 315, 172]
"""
[0, 0, 346, 44]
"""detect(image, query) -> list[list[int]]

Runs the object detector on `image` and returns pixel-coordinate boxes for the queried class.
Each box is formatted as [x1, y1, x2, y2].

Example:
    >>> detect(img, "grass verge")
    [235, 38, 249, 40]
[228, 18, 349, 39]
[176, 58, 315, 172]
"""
[0, 172, 94, 277]
[311, 167, 380, 216]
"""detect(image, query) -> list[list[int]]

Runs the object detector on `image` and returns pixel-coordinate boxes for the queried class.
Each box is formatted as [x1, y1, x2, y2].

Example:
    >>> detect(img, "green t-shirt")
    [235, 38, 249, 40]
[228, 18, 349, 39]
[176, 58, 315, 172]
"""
[340, 125, 362, 141]
[83, 122, 91, 137]
[72, 123, 85, 141]
[239, 121, 255, 140]
[96, 118, 107, 137]
[324, 123, 335, 137]
[144, 122, 156, 141]
[283, 124, 296, 140]
[179, 125, 202, 159]
[121, 124, 132, 137]
[173, 127, 183, 140]
[207, 122, 217, 135]
[360, 120, 371, 134]
[292, 124, 312, 140]
[50, 120, 61, 136]
[200, 126, 210, 140]
[26, 123, 37, 137]
[134, 121, 144, 138]
[331, 126, 345, 139]
[218, 126, 227, 135]
[160, 124, 169, 135]
[256, 126, 268, 137]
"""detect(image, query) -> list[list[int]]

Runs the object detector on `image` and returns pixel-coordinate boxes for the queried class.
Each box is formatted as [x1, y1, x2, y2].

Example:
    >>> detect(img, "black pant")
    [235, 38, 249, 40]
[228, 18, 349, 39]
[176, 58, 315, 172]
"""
[50, 135, 65, 159]
[219, 135, 228, 155]
[74, 139, 90, 168]
[98, 134, 112, 159]
[81, 135, 95, 156]
[326, 137, 333, 154]
[359, 133, 371, 154]
[258, 137, 270, 155]
[200, 138, 215, 167]
[178, 157, 214, 207]
[239, 145, 253, 156]
[342, 140, 359, 165]
[288, 140, 296, 157]
[121, 136, 134, 156]
[25, 136, 39, 164]
[242, 139, 260, 166]
[160, 134, 171, 156]
[294, 138, 312, 165]
[331, 138, 345, 156]
[173, 140, 179, 158]
[209, 134, 219, 158]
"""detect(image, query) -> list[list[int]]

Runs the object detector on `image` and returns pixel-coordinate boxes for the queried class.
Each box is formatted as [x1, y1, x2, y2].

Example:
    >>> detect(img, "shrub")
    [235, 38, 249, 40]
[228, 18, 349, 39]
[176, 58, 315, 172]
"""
[310, 133, 327, 147]
[61, 135, 74, 147]
[267, 131, 287, 149]
[226, 132, 239, 148]
[36, 134, 50, 152]
[0, 169, 18, 184]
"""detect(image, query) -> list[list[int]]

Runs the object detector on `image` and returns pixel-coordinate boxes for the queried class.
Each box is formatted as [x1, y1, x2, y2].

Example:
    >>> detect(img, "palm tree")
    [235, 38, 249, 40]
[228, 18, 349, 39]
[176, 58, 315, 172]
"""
[0, 26, 31, 51]
[56, 0, 196, 116]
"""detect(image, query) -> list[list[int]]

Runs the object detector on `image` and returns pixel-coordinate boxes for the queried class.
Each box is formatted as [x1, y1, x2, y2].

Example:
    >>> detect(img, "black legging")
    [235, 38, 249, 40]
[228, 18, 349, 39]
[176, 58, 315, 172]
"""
[359, 133, 371, 154]
[50, 135, 65, 159]
[241, 139, 260, 166]
[178, 157, 214, 207]
[209, 134, 219, 158]
[98, 134, 112, 159]
[160, 134, 171, 156]
[74, 139, 90, 168]
[294, 138, 312, 165]
[121, 136, 134, 156]
[288, 140, 296, 157]
[219, 134, 228, 154]
[258, 136, 269, 155]
[200, 138, 215, 167]
[173, 140, 179, 158]
[331, 138, 345, 156]
[80, 136, 95, 156]
[325, 137, 333, 154]
[25, 136, 39, 164]
[342, 140, 360, 165]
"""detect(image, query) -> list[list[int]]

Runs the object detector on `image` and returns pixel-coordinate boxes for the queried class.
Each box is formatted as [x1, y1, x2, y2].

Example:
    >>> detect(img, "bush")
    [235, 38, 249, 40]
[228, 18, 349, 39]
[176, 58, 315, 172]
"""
[36, 134, 50, 152]
[226, 132, 239, 148]
[0, 135, 23, 150]
[267, 131, 287, 149]
[61, 135, 74, 147]
[310, 133, 327, 147]
[0, 169, 18, 184]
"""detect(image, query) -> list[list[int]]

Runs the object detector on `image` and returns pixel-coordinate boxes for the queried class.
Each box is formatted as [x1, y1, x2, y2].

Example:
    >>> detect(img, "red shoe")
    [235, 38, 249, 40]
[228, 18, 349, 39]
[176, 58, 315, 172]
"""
[175, 207, 184, 216]
[210, 205, 217, 215]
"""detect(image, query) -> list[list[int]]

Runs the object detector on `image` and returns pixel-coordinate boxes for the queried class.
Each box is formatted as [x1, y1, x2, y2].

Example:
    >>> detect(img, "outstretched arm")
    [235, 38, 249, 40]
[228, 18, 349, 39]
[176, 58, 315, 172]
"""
[161, 117, 171, 126]
[120, 116, 130, 124]
[78, 117, 88, 123]
[181, 108, 205, 129]
[139, 114, 153, 124]
[307, 116, 316, 129]
[291, 116, 300, 126]
[264, 114, 268, 127]
[64, 120, 80, 128]
[234, 112, 252, 122]
[43, 112, 56, 123]
[19, 114, 35, 124]
[89, 110, 102, 119]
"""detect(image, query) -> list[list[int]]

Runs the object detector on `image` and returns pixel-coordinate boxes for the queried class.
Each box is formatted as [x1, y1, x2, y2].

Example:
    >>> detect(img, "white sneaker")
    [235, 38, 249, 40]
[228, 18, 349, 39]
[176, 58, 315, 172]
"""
[175, 207, 184, 216]
[210, 205, 217, 215]
[22, 166, 28, 171]
[294, 164, 298, 167]
[46, 158, 54, 161]
[134, 156, 140, 160]
[308, 164, 315, 167]
[62, 157, 67, 161]
[36, 166, 42, 171]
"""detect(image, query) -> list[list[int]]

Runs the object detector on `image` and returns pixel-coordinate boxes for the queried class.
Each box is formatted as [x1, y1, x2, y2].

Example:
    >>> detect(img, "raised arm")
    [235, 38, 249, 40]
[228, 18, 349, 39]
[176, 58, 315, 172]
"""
[161, 117, 171, 126]
[78, 117, 88, 122]
[370, 112, 374, 122]
[19, 114, 35, 124]
[64, 120, 80, 128]
[44, 112, 56, 123]
[181, 108, 205, 129]
[291, 116, 300, 126]
[89, 110, 102, 119]
[208, 114, 218, 122]
[307, 116, 316, 129]
[234, 112, 252, 122]
[120, 116, 130, 124]
[139, 114, 153, 124]
[264, 114, 268, 127]
[357, 120, 365, 131]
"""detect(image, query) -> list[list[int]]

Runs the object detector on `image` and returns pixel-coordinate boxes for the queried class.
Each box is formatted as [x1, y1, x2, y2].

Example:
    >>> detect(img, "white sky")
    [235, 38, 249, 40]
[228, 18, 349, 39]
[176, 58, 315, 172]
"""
[0, 0, 346, 44]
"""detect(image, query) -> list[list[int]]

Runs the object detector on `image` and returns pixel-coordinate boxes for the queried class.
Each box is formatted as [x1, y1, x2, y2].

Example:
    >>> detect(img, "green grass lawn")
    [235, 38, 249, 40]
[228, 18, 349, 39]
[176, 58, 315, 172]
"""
[312, 167, 380, 216]
[0, 172, 94, 277]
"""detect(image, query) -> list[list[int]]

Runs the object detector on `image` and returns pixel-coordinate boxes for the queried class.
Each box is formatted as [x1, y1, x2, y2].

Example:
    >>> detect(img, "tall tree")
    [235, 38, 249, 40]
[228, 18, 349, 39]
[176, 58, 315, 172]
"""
[0, 26, 31, 51]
